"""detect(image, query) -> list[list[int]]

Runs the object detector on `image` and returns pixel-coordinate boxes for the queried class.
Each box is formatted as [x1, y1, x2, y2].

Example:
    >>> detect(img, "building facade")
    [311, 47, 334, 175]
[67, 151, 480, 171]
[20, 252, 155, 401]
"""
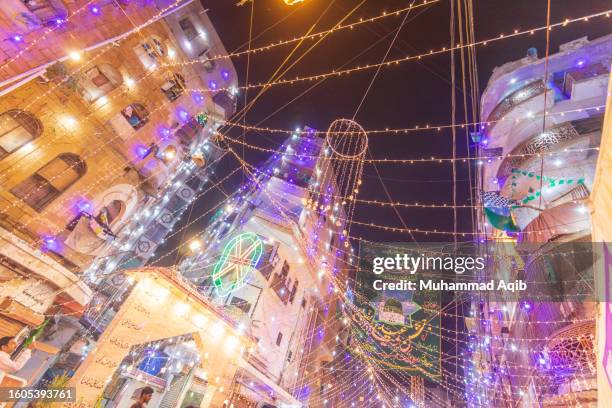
[179, 125, 364, 407]
[0, 0, 237, 396]
[468, 35, 612, 407]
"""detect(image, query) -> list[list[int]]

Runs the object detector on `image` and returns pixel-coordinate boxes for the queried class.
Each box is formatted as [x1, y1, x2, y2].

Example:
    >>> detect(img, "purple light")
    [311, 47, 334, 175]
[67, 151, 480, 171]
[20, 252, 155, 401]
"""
[221, 69, 230, 80]
[76, 199, 92, 213]
[208, 80, 218, 90]
[521, 300, 532, 311]
[481, 139, 488, 145]
[192, 92, 204, 104]
[576, 58, 586, 67]
[42, 236, 61, 253]
[12, 35, 23, 42]
[177, 108, 189, 122]
[135, 144, 149, 159]
[159, 126, 171, 139]
[55, 18, 65, 26]
[89, 4, 101, 15]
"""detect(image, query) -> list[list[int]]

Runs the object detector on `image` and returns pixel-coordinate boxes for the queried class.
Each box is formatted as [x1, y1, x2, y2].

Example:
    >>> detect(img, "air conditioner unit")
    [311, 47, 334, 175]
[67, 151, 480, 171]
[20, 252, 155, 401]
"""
[134, 236, 156, 258]
[156, 209, 175, 229]
[176, 185, 195, 202]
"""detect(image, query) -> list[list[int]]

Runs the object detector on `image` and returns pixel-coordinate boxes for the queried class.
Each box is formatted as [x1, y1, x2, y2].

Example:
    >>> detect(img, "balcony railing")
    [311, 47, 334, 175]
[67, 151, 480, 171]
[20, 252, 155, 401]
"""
[487, 80, 547, 126]
[497, 122, 582, 180]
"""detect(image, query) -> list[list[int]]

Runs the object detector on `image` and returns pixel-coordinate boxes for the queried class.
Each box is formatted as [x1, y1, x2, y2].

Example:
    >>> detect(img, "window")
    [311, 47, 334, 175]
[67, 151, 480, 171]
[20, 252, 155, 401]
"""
[197, 49, 215, 72]
[98, 200, 124, 226]
[134, 37, 166, 69]
[212, 90, 237, 118]
[161, 73, 186, 101]
[229, 296, 252, 314]
[276, 332, 283, 347]
[11, 153, 86, 211]
[179, 18, 198, 41]
[175, 118, 201, 147]
[0, 110, 42, 159]
[281, 260, 290, 278]
[81, 65, 123, 102]
[121, 103, 149, 130]
[272, 261, 291, 304]
[289, 280, 298, 304]
[22, 0, 67, 25]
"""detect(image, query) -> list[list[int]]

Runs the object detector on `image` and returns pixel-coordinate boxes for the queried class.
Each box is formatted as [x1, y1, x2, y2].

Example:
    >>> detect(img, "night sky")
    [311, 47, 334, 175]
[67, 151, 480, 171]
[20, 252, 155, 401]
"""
[156, 0, 611, 262]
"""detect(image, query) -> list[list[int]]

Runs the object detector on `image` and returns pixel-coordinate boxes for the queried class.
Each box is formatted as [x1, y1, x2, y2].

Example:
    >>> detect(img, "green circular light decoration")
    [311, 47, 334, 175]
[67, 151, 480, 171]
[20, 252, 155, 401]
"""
[211, 232, 264, 296]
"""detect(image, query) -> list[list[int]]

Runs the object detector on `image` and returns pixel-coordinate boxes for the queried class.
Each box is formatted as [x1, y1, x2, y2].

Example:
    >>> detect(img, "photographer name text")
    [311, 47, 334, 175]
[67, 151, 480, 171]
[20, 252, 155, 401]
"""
[372, 279, 527, 292]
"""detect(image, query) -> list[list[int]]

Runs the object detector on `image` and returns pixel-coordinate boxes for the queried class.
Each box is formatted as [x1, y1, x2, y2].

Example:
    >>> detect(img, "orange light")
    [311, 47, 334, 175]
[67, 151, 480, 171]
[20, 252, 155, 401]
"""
[283, 0, 304, 5]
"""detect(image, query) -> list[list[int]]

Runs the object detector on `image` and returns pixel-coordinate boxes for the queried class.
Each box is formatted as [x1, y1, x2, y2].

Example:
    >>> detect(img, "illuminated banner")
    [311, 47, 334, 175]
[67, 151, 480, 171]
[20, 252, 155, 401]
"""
[355, 242, 441, 379]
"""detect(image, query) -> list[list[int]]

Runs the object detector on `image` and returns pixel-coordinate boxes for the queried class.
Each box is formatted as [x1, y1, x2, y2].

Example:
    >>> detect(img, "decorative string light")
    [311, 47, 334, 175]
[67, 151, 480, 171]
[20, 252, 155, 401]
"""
[218, 104, 605, 135]
[175, 9, 612, 94]
[1, 3, 604, 402]
[0, 0, 186, 74]
[166, 1, 440, 66]
[217, 128, 600, 163]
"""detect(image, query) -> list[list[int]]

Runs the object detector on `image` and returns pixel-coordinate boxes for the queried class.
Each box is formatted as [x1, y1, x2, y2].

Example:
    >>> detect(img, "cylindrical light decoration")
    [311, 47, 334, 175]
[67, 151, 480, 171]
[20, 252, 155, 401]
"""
[315, 119, 368, 244]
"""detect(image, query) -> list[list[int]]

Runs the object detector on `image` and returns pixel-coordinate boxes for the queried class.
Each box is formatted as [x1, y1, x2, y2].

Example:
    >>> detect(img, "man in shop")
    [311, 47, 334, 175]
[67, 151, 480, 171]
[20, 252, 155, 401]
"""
[0, 336, 34, 374]
[130, 386, 154, 408]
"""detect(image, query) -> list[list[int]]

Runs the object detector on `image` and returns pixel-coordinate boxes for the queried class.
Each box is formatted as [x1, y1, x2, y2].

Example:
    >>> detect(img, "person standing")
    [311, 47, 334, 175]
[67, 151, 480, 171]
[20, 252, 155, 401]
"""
[130, 386, 154, 408]
[0, 336, 34, 374]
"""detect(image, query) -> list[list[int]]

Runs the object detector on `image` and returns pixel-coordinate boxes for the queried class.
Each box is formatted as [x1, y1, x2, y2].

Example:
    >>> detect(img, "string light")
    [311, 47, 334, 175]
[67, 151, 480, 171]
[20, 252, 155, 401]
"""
[217, 127, 600, 163]
[214, 104, 603, 136]
[0, 0, 185, 75]
[172, 9, 612, 94]
[0, 2, 603, 404]
[170, 1, 439, 65]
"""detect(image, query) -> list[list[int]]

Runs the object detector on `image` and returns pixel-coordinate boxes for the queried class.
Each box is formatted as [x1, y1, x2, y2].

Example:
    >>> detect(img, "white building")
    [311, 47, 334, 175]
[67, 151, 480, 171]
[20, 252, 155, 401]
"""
[180, 128, 362, 407]
[469, 35, 612, 407]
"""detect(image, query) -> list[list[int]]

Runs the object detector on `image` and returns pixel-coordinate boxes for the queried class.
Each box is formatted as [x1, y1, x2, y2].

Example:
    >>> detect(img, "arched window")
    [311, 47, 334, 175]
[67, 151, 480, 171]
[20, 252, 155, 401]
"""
[81, 64, 123, 102]
[11, 153, 86, 211]
[0, 110, 42, 159]
[101, 200, 124, 225]
[121, 103, 149, 130]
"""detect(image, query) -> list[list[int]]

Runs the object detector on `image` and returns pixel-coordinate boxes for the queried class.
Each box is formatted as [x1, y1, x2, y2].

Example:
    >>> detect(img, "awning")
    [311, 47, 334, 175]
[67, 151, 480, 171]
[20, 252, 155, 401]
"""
[520, 201, 590, 244]
[0, 227, 92, 307]
[237, 356, 302, 408]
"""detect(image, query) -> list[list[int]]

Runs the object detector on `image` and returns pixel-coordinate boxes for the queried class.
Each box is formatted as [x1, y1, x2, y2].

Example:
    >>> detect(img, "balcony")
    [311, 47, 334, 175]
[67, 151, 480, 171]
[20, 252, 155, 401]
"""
[487, 80, 547, 126]
[519, 202, 591, 243]
[0, 225, 92, 309]
[496, 116, 603, 180]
